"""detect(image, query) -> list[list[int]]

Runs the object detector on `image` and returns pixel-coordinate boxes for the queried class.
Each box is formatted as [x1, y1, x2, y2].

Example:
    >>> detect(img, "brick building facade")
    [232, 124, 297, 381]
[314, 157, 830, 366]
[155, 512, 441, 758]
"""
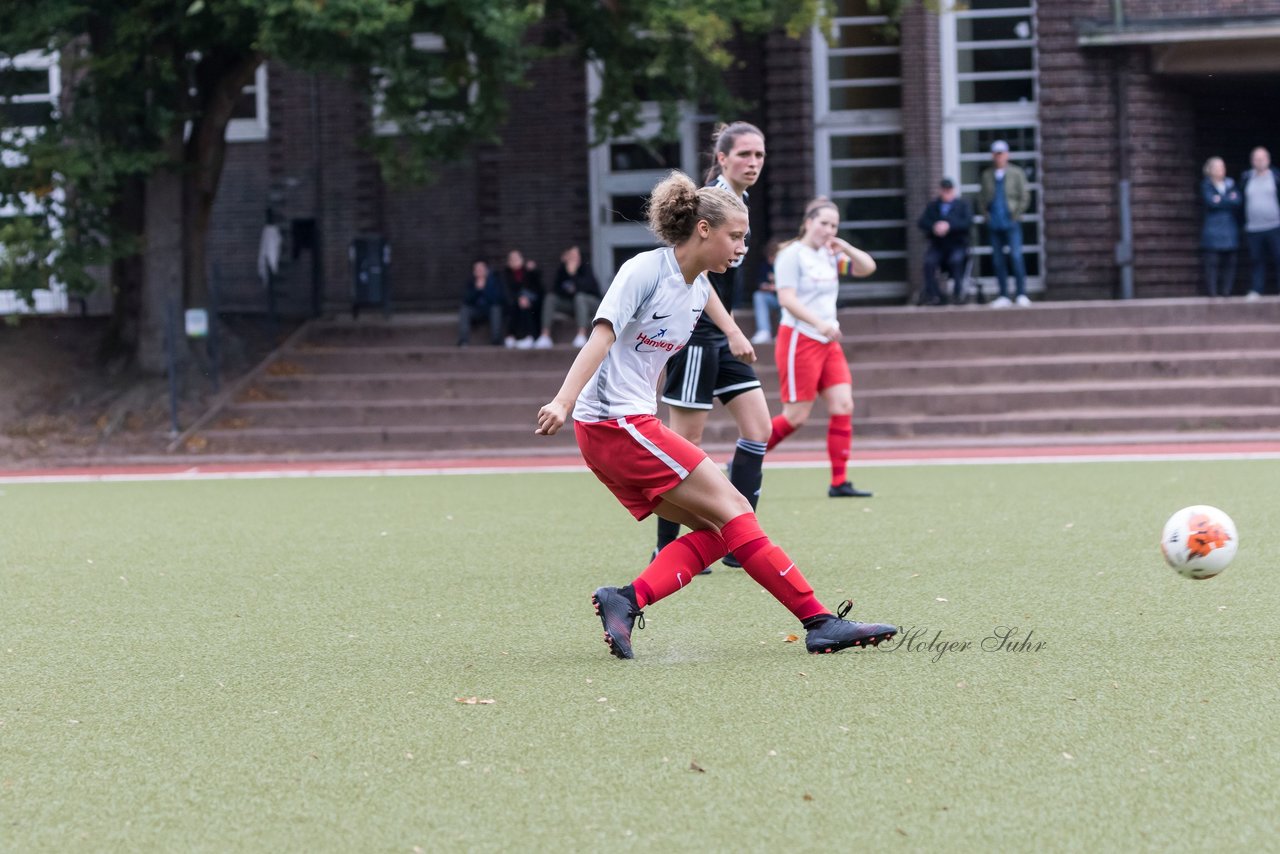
[194, 1, 1280, 315]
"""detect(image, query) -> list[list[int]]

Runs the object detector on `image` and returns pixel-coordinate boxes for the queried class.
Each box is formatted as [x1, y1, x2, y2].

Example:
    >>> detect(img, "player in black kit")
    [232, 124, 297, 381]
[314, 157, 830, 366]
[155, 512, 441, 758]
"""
[657, 122, 770, 570]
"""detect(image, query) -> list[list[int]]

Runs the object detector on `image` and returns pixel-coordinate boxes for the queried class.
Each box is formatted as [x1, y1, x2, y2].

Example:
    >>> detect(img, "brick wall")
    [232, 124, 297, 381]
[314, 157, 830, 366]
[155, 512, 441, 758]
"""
[761, 31, 815, 241]
[210, 54, 590, 315]
[900, 5, 943, 295]
[1038, 0, 1280, 299]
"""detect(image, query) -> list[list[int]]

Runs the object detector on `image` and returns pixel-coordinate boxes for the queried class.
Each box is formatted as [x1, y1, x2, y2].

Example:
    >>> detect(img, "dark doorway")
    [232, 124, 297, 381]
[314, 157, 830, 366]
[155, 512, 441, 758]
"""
[1183, 75, 1280, 180]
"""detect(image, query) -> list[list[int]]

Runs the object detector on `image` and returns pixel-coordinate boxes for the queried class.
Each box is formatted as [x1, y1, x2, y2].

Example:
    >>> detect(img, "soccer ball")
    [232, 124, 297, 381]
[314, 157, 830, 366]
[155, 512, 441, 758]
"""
[1160, 505, 1238, 580]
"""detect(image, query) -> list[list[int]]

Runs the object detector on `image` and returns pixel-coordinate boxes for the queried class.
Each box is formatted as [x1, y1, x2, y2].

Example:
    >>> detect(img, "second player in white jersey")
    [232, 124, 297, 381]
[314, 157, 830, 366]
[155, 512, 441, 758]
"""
[773, 242, 842, 343]
[574, 248, 710, 422]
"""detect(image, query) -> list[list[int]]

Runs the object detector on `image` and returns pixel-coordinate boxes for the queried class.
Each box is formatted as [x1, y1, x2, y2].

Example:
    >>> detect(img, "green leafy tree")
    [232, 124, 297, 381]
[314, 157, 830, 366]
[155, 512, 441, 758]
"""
[0, 0, 830, 372]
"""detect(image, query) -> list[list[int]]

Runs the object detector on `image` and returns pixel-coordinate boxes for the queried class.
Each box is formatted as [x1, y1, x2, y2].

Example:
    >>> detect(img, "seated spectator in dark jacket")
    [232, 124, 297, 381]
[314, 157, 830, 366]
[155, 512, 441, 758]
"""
[500, 248, 543, 349]
[457, 259, 504, 346]
[916, 177, 973, 305]
[1200, 156, 1242, 297]
[537, 245, 601, 349]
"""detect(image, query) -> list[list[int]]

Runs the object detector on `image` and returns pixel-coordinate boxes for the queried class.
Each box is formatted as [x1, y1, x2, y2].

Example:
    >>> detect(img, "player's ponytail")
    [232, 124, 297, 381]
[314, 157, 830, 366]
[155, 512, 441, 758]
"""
[704, 121, 765, 185]
[648, 171, 747, 246]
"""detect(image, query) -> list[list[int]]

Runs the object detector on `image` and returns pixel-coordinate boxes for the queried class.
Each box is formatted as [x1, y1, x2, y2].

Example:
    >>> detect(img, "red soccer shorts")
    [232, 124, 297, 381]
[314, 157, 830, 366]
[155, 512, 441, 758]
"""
[574, 414, 709, 520]
[775, 324, 852, 403]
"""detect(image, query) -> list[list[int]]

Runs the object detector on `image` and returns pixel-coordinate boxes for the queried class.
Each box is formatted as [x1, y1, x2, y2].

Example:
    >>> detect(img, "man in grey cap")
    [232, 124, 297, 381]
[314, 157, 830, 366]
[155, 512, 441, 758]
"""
[977, 140, 1031, 307]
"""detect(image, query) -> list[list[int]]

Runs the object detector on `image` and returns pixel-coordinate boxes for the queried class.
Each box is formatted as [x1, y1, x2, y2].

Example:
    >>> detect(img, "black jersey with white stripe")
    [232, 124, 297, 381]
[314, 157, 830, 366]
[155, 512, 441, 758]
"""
[687, 175, 749, 345]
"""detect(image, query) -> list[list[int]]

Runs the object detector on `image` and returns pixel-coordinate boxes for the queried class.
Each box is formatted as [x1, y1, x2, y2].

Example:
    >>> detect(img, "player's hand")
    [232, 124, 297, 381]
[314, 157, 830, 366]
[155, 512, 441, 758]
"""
[727, 330, 757, 364]
[536, 400, 568, 436]
[820, 321, 843, 341]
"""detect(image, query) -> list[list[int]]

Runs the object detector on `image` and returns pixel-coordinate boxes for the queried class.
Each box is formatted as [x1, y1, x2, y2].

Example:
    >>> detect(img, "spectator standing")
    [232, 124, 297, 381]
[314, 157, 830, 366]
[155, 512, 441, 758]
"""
[751, 238, 782, 344]
[977, 140, 1031, 308]
[916, 177, 973, 306]
[1200, 157, 1242, 298]
[1242, 146, 1280, 300]
[537, 245, 602, 348]
[500, 249, 543, 349]
[457, 259, 504, 346]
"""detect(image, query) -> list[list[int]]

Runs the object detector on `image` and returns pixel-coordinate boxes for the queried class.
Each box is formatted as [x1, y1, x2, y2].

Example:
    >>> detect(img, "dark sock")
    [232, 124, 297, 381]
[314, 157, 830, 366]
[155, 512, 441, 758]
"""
[729, 438, 767, 511]
[656, 517, 680, 553]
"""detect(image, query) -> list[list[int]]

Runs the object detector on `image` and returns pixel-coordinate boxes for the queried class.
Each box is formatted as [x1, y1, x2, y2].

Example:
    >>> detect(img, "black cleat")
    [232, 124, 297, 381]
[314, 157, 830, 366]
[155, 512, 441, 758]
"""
[829, 481, 873, 498]
[805, 601, 897, 654]
[592, 587, 644, 659]
[721, 552, 742, 568]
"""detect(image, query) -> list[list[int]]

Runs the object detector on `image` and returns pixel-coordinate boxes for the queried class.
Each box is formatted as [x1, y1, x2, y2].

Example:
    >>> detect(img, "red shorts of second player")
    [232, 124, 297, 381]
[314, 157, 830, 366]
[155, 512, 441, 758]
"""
[574, 414, 709, 520]
[775, 324, 852, 402]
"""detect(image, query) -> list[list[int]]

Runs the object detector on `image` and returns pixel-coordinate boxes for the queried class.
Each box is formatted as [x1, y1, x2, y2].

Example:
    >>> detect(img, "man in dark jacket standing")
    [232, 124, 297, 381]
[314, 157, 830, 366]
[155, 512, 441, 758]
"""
[917, 177, 973, 305]
[1242, 146, 1280, 300]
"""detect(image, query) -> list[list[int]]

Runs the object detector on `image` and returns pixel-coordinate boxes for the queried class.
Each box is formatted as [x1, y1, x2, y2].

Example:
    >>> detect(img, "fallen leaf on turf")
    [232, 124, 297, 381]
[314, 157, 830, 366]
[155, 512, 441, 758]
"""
[454, 697, 495, 705]
[1062, 752, 1074, 760]
[936, 597, 948, 602]
[802, 793, 813, 801]
[784, 634, 799, 643]
[689, 760, 705, 773]
[798, 672, 807, 677]
[897, 828, 908, 836]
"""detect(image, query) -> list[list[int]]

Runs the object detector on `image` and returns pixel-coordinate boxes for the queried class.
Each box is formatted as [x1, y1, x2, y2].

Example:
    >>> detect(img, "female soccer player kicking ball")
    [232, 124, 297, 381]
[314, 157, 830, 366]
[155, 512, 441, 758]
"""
[535, 172, 897, 659]
[769, 197, 877, 498]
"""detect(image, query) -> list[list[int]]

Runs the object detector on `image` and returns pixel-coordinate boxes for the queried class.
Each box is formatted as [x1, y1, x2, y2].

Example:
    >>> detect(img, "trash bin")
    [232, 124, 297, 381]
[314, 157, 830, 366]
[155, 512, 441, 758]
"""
[349, 235, 391, 317]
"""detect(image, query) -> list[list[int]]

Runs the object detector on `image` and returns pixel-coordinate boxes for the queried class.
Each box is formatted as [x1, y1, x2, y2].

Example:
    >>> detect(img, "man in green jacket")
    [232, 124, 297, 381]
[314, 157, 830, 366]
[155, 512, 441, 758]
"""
[977, 140, 1031, 307]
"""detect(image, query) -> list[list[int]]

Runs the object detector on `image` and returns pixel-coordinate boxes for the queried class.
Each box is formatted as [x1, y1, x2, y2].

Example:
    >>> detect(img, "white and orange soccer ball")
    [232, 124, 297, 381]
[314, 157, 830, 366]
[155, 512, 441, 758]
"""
[1161, 505, 1238, 580]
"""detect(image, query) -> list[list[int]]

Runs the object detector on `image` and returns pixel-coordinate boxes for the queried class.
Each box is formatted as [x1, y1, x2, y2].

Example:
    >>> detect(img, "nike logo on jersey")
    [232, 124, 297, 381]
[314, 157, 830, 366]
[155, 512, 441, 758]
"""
[651, 312, 671, 320]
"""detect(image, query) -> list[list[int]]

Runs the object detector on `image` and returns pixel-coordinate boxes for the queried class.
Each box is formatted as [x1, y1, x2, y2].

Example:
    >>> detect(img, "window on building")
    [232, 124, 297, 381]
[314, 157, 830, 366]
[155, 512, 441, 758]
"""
[952, 0, 1037, 106]
[225, 63, 268, 142]
[0, 50, 66, 314]
[814, 1, 908, 299]
[821, 1, 902, 115]
[373, 33, 476, 136]
[941, 1, 1043, 292]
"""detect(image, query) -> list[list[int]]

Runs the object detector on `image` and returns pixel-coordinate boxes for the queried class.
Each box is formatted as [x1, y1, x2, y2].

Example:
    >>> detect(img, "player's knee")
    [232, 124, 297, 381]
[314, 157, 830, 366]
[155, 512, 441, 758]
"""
[723, 489, 753, 519]
[785, 407, 811, 428]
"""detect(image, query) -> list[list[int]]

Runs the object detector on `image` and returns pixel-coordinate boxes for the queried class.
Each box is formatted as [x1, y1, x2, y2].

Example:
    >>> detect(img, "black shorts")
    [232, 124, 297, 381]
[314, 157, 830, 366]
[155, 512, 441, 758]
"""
[661, 340, 762, 411]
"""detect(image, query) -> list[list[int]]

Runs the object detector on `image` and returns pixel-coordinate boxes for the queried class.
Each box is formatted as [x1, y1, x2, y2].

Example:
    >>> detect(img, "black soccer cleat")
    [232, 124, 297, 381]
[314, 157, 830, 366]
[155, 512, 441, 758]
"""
[721, 552, 742, 568]
[829, 481, 873, 498]
[805, 601, 897, 654]
[592, 587, 644, 660]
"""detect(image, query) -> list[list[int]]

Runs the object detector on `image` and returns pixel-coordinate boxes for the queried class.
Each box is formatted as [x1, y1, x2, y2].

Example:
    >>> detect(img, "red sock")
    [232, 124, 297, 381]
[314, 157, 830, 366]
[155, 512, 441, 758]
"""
[720, 514, 828, 621]
[827, 414, 852, 487]
[631, 529, 726, 608]
[767, 415, 796, 451]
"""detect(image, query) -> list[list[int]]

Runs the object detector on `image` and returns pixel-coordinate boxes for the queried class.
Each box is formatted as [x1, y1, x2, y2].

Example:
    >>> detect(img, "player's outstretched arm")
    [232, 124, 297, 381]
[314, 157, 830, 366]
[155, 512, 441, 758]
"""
[702, 288, 756, 363]
[536, 321, 617, 435]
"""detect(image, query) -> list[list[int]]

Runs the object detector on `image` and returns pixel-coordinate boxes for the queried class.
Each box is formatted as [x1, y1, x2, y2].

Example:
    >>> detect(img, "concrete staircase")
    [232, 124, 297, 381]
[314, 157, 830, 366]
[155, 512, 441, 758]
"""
[184, 298, 1280, 458]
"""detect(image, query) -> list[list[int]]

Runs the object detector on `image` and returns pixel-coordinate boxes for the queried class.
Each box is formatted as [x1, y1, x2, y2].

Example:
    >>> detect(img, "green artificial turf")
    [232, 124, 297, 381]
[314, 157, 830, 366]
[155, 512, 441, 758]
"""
[2, 460, 1278, 851]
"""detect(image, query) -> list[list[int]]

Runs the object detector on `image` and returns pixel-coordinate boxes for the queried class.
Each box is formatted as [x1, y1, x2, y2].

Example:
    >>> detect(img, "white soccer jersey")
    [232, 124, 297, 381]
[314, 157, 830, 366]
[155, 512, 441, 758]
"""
[775, 242, 840, 342]
[573, 248, 711, 422]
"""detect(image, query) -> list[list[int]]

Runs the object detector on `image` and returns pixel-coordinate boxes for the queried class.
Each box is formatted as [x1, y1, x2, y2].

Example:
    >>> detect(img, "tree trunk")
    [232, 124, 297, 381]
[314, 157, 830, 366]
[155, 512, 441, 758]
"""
[139, 133, 187, 375]
[100, 176, 146, 368]
[183, 52, 261, 311]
